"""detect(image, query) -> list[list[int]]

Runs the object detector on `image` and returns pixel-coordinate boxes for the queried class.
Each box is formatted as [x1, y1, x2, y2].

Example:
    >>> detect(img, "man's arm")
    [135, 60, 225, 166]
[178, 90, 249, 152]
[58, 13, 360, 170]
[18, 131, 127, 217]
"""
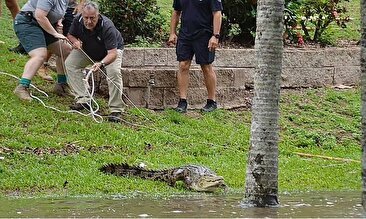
[67, 33, 82, 49]
[168, 10, 181, 46]
[212, 10, 222, 36]
[5, 0, 20, 19]
[92, 48, 118, 71]
[208, 10, 222, 51]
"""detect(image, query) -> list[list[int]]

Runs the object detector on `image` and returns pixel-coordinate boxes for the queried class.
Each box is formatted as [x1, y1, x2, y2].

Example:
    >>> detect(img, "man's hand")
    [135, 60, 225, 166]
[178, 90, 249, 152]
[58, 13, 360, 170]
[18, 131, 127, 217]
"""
[208, 36, 219, 52]
[91, 62, 104, 72]
[71, 40, 82, 50]
[167, 33, 177, 47]
[53, 32, 66, 40]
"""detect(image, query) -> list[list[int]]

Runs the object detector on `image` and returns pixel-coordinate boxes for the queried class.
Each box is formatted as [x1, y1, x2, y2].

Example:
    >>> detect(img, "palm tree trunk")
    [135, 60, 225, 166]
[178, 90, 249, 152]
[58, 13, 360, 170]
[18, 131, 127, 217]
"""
[242, 0, 284, 207]
[360, 0, 366, 210]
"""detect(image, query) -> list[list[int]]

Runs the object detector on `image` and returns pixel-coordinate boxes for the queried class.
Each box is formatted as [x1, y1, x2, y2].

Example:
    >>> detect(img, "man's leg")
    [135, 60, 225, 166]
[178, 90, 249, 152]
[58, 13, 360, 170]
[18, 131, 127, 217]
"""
[201, 64, 216, 101]
[200, 64, 218, 112]
[177, 60, 191, 99]
[106, 50, 124, 112]
[48, 40, 72, 96]
[64, 49, 90, 103]
[104, 49, 124, 122]
[6, 0, 27, 54]
[5, 0, 19, 19]
[174, 60, 191, 113]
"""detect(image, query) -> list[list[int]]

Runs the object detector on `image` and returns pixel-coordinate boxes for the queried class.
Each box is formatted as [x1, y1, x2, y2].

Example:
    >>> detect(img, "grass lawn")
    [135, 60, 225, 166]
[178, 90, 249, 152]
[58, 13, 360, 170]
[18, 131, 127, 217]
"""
[0, 0, 362, 198]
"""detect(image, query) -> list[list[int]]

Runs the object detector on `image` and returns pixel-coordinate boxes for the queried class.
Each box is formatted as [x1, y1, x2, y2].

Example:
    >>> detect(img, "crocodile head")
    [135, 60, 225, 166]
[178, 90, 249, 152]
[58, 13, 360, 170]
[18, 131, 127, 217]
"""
[189, 175, 227, 192]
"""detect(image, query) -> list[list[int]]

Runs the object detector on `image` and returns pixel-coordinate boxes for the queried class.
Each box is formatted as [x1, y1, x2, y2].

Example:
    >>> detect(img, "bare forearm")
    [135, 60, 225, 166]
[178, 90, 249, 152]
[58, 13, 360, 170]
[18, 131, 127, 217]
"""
[35, 9, 58, 36]
[102, 49, 117, 65]
[212, 11, 222, 35]
[170, 10, 181, 35]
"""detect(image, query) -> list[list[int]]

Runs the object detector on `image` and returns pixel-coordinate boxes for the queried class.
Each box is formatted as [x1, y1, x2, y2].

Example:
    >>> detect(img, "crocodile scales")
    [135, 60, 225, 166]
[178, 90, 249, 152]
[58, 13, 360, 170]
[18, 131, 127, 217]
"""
[100, 163, 227, 192]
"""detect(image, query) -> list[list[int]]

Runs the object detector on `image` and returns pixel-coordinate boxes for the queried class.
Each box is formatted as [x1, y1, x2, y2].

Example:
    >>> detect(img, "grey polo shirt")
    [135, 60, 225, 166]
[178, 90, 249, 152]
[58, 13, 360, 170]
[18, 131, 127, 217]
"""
[21, 0, 69, 24]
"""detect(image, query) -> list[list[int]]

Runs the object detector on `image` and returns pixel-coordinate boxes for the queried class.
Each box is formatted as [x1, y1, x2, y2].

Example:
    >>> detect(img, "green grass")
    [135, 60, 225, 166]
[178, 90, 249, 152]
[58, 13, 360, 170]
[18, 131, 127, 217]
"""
[0, 1, 362, 198]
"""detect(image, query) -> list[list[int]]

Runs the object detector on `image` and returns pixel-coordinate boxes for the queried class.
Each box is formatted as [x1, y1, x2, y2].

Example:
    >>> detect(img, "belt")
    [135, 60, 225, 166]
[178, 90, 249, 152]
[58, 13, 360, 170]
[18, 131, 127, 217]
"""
[19, 11, 34, 18]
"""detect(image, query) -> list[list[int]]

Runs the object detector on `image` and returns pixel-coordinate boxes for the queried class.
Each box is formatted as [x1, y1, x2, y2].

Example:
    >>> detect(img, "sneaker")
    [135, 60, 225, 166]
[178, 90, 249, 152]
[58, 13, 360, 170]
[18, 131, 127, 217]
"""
[201, 99, 217, 113]
[108, 112, 122, 123]
[37, 64, 54, 82]
[175, 99, 187, 113]
[54, 83, 71, 96]
[14, 84, 32, 101]
[9, 43, 27, 55]
[69, 102, 90, 111]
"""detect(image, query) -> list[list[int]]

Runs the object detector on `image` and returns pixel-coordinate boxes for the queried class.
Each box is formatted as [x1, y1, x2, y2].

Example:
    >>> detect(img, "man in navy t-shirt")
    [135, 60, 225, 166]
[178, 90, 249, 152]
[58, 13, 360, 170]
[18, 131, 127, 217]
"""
[65, 1, 125, 123]
[168, 0, 223, 113]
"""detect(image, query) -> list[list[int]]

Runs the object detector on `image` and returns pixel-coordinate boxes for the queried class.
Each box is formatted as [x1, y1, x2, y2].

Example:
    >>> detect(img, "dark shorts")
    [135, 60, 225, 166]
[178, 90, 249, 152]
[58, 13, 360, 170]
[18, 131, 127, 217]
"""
[14, 12, 58, 53]
[176, 32, 215, 65]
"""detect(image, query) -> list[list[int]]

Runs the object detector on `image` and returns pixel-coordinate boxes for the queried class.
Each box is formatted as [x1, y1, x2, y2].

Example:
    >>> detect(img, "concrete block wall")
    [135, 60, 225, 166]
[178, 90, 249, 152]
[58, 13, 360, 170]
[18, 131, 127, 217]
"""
[95, 47, 360, 110]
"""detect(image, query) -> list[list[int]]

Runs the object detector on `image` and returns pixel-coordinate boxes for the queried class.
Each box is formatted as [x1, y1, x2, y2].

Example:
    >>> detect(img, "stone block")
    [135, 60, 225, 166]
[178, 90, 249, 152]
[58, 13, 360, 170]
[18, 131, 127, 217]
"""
[123, 68, 150, 87]
[233, 68, 255, 88]
[122, 48, 144, 67]
[283, 48, 325, 68]
[166, 48, 178, 67]
[323, 48, 360, 67]
[216, 87, 253, 109]
[124, 87, 147, 107]
[281, 67, 334, 88]
[215, 49, 256, 68]
[334, 66, 361, 86]
[144, 49, 168, 66]
[152, 69, 177, 88]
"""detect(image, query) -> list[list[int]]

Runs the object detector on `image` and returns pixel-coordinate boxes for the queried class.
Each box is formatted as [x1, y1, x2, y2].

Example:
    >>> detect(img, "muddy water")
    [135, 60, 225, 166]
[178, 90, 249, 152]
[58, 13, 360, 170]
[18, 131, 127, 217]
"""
[0, 191, 363, 218]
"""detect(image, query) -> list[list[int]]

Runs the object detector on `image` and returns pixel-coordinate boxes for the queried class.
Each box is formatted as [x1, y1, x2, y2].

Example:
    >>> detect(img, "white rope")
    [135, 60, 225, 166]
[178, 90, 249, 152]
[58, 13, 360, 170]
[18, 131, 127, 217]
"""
[60, 39, 104, 123]
[63, 38, 150, 121]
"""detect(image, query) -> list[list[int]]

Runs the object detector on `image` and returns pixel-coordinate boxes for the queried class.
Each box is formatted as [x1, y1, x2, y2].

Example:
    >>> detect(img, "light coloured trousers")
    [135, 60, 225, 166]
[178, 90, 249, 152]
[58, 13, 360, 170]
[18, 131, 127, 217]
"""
[65, 49, 124, 113]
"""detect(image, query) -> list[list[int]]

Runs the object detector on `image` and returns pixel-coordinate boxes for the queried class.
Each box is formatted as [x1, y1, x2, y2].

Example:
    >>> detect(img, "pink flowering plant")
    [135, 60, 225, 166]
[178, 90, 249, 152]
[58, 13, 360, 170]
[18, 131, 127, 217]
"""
[297, 0, 352, 43]
[283, 0, 352, 46]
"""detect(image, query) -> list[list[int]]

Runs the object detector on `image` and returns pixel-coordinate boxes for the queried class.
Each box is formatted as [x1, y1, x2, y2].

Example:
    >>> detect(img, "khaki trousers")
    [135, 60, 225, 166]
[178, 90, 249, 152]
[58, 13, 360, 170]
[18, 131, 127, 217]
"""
[65, 49, 124, 113]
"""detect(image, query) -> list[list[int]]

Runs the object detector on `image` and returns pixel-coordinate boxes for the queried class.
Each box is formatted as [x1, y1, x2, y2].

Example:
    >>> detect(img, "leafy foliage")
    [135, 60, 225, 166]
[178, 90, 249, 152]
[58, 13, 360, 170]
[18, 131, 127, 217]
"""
[98, 0, 166, 45]
[221, 0, 257, 45]
[284, 0, 352, 44]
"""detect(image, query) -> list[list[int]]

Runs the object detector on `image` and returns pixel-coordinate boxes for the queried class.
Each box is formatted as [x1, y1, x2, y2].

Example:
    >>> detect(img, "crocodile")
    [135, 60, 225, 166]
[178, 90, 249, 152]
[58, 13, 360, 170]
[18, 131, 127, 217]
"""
[100, 163, 227, 192]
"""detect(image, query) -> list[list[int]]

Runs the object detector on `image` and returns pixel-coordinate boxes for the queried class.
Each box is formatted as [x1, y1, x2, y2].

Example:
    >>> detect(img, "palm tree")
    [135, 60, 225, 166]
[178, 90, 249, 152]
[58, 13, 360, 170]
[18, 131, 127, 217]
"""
[241, 0, 284, 207]
[361, 0, 366, 210]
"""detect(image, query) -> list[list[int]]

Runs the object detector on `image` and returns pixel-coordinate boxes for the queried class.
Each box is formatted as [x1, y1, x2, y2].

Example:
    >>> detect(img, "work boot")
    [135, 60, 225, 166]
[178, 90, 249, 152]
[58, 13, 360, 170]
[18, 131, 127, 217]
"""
[37, 64, 54, 82]
[54, 83, 71, 96]
[69, 102, 90, 111]
[9, 43, 27, 55]
[14, 85, 32, 101]
[201, 99, 217, 113]
[108, 112, 122, 123]
[175, 98, 187, 113]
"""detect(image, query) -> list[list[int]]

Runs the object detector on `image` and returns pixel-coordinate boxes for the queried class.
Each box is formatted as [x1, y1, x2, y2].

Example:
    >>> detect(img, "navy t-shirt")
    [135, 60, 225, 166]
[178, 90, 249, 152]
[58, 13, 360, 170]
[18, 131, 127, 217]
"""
[68, 14, 124, 61]
[173, 0, 223, 40]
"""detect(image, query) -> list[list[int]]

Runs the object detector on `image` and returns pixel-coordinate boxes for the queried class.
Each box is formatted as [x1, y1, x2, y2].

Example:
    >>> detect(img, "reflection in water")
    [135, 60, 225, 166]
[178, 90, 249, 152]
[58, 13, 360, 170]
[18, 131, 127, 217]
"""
[0, 191, 363, 217]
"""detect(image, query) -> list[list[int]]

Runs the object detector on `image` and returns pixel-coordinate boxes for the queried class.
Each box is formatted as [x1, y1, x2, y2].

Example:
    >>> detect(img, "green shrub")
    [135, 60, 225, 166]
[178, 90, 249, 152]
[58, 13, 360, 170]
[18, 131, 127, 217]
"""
[98, 0, 166, 45]
[221, 0, 257, 45]
[286, 0, 352, 44]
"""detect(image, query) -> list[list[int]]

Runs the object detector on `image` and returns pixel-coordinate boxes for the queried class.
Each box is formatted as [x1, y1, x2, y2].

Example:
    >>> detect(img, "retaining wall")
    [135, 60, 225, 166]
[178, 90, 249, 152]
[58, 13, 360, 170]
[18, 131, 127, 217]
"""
[94, 47, 360, 110]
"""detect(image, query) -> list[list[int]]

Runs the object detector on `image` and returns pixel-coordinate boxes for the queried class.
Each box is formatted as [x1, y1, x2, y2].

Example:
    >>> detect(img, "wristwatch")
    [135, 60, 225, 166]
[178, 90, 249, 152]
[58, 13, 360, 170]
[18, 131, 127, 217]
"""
[213, 34, 220, 39]
[100, 60, 106, 67]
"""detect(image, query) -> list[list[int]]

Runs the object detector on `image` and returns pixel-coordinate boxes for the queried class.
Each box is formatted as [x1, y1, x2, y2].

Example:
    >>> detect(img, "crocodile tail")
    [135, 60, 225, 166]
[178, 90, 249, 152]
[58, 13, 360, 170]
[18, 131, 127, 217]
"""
[100, 163, 172, 183]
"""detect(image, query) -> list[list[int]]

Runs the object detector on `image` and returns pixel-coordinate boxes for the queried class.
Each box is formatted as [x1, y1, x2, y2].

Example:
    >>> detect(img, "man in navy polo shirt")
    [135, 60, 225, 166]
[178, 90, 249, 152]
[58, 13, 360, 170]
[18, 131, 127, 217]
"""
[168, 0, 223, 113]
[65, 1, 124, 123]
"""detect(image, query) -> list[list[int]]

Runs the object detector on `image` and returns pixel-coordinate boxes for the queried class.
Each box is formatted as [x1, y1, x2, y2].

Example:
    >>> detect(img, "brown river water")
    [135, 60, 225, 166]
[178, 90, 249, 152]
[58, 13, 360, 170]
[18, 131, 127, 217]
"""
[0, 191, 363, 218]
